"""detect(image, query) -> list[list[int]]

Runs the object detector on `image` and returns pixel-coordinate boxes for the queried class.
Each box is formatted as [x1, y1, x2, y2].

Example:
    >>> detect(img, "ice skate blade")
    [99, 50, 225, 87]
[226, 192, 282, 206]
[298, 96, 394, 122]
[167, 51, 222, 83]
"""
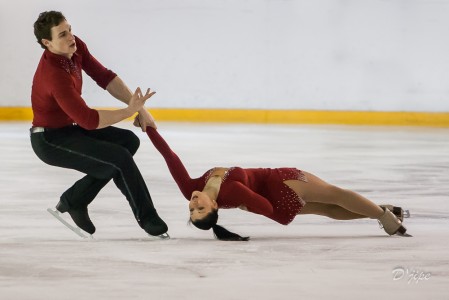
[395, 225, 412, 237]
[147, 232, 170, 240]
[47, 208, 93, 239]
[396, 232, 413, 237]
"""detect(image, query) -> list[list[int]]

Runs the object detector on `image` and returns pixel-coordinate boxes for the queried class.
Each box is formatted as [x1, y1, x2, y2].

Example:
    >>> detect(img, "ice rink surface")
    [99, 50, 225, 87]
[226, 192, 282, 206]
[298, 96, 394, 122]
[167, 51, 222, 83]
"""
[0, 122, 448, 300]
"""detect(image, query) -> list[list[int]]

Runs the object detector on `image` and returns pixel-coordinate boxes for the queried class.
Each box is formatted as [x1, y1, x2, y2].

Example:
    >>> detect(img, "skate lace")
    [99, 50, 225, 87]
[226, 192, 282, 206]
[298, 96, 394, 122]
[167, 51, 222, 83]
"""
[377, 220, 384, 229]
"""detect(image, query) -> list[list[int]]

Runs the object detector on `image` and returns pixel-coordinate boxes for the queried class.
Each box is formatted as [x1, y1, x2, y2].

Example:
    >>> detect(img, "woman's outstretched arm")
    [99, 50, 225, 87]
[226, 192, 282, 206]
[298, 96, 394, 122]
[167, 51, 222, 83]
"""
[146, 127, 196, 200]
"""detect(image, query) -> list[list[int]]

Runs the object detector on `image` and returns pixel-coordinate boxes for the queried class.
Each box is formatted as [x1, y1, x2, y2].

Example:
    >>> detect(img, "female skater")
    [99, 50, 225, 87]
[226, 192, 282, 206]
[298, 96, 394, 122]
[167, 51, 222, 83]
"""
[144, 124, 409, 241]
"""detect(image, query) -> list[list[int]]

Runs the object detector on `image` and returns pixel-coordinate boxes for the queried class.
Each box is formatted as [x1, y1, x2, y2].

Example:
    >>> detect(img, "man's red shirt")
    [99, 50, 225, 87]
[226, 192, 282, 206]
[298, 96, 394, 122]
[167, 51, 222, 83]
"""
[31, 36, 117, 129]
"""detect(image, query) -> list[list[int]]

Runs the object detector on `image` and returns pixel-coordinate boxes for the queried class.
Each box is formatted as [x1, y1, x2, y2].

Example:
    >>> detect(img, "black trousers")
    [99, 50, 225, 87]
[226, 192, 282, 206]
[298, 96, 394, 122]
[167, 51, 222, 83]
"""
[30, 125, 159, 226]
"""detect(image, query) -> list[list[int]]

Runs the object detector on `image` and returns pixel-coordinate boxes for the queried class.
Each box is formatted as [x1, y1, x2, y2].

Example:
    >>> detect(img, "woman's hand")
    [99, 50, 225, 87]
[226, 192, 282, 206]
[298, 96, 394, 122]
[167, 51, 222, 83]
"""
[134, 109, 157, 131]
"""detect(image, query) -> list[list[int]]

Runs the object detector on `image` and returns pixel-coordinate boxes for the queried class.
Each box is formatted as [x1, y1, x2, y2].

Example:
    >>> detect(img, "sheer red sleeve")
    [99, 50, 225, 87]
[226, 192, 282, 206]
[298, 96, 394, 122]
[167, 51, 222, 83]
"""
[146, 127, 197, 200]
[219, 181, 274, 216]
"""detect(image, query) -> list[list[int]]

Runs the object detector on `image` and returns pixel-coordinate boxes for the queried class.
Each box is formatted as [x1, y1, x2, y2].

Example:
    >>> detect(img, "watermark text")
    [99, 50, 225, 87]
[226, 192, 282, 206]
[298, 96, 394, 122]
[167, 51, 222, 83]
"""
[392, 267, 431, 284]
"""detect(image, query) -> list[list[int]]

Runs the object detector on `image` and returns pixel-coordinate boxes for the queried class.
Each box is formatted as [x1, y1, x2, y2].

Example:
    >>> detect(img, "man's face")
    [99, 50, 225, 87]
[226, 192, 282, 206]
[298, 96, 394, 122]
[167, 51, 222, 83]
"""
[42, 20, 76, 58]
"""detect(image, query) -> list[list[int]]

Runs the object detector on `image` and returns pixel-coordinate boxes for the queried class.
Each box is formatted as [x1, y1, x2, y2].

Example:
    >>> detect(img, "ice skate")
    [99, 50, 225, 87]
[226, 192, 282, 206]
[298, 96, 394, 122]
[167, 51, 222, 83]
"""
[379, 205, 410, 222]
[378, 207, 412, 237]
[47, 208, 93, 239]
[141, 215, 169, 238]
[55, 200, 96, 235]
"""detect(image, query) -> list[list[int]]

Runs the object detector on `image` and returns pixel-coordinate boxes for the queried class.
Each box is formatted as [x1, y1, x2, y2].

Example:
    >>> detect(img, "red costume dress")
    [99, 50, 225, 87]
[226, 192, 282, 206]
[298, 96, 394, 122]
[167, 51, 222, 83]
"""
[147, 127, 307, 225]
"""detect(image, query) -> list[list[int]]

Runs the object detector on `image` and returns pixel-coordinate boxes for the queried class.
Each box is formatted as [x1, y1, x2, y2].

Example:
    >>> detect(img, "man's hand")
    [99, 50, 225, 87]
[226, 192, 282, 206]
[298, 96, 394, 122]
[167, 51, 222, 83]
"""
[97, 87, 155, 129]
[127, 87, 155, 112]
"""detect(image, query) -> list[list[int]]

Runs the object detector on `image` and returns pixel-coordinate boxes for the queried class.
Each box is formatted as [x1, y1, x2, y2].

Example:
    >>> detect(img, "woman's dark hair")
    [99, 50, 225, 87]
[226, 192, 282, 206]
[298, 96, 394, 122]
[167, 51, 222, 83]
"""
[191, 209, 250, 241]
[33, 11, 66, 49]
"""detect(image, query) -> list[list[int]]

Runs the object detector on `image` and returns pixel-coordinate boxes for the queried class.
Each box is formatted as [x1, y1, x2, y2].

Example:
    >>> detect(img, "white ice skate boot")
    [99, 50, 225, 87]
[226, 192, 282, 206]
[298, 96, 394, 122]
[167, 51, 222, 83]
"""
[378, 207, 411, 237]
[379, 205, 410, 222]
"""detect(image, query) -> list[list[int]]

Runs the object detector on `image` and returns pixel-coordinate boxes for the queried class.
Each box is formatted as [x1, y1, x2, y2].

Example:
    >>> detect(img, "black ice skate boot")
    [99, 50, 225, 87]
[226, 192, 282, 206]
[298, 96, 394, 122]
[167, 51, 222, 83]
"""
[378, 207, 410, 236]
[56, 201, 96, 234]
[141, 214, 168, 237]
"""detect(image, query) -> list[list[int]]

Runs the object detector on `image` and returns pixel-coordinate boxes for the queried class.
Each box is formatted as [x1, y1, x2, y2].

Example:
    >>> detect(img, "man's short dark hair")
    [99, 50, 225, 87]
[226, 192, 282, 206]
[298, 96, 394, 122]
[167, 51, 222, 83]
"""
[33, 11, 66, 49]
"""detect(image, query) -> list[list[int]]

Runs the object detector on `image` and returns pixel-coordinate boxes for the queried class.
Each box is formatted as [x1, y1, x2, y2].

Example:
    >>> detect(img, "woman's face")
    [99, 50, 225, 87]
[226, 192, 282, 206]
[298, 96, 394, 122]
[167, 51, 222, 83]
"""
[42, 20, 77, 59]
[189, 191, 218, 221]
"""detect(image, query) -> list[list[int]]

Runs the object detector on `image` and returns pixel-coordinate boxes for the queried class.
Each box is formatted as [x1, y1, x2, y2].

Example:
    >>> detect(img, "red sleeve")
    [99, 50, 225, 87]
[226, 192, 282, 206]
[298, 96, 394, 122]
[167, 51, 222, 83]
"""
[220, 181, 274, 216]
[146, 127, 197, 200]
[49, 71, 99, 130]
[76, 36, 117, 89]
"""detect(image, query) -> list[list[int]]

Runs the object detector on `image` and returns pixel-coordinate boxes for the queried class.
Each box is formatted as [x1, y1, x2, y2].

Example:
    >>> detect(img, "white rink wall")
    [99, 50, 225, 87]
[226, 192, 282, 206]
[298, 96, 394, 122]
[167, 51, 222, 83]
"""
[1, 0, 448, 112]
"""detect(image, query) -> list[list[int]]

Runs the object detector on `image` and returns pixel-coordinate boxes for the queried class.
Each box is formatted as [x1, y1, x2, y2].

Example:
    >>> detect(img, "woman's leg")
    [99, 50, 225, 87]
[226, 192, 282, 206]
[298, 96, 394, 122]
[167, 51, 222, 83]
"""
[285, 171, 384, 219]
[299, 202, 366, 220]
